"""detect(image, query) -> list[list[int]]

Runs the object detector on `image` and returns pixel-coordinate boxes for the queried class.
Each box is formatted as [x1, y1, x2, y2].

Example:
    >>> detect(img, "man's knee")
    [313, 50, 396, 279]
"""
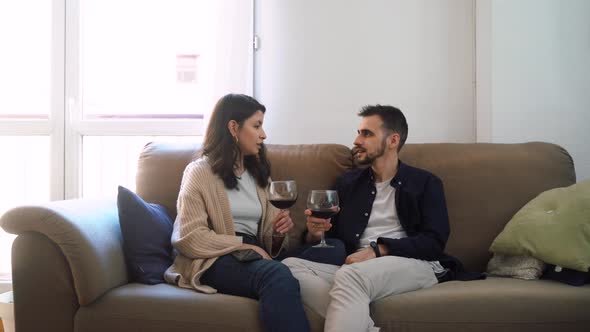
[334, 265, 357, 284]
[282, 257, 306, 270]
[334, 265, 369, 289]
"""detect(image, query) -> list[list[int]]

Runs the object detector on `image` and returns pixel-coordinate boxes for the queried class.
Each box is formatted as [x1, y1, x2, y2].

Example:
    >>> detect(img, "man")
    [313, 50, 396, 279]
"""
[284, 105, 477, 332]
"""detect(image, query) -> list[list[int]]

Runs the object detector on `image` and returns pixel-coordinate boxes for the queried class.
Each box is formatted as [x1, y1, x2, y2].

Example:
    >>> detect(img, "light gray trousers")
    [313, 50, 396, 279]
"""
[283, 256, 438, 332]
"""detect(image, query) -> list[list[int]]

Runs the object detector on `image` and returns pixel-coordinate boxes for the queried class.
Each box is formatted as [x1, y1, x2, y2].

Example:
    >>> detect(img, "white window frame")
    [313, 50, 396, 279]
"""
[52, 0, 66, 201]
[0, 0, 66, 202]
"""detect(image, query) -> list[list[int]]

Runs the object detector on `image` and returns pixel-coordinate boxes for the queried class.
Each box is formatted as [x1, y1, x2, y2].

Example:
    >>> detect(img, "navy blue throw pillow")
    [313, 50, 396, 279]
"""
[541, 264, 590, 286]
[117, 186, 174, 284]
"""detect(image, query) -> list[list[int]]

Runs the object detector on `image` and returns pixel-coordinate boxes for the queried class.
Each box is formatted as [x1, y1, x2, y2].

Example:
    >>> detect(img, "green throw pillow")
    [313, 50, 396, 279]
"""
[490, 180, 590, 272]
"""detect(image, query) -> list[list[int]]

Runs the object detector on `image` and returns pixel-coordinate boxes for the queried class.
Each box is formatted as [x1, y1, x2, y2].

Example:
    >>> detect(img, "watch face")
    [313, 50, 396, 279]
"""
[370, 241, 380, 257]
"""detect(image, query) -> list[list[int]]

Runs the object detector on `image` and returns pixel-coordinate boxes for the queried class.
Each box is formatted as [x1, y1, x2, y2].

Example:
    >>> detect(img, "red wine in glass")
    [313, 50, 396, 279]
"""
[310, 209, 338, 219]
[270, 199, 297, 210]
[267, 181, 297, 257]
[307, 190, 339, 248]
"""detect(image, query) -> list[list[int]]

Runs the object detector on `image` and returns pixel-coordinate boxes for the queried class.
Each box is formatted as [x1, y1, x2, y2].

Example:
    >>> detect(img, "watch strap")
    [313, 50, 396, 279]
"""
[370, 241, 381, 257]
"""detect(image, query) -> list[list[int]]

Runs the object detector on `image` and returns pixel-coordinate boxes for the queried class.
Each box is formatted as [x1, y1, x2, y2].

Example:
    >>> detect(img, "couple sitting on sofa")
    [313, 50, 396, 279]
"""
[164, 93, 480, 332]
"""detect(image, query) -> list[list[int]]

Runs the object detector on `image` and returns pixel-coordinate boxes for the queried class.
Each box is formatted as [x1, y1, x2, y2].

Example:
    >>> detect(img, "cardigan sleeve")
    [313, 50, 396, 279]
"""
[171, 162, 242, 259]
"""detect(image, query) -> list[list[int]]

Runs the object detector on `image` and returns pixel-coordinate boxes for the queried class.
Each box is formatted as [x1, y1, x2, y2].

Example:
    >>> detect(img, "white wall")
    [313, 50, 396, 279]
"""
[477, 0, 590, 181]
[255, 0, 589, 181]
[255, 0, 475, 146]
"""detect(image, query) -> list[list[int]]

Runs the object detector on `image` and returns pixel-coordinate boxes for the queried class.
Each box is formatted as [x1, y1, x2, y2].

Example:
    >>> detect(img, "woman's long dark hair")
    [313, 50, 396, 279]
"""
[202, 94, 271, 189]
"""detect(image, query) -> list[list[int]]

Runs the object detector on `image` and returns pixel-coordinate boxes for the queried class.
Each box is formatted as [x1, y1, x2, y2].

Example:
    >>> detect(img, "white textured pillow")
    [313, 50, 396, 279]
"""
[486, 254, 545, 280]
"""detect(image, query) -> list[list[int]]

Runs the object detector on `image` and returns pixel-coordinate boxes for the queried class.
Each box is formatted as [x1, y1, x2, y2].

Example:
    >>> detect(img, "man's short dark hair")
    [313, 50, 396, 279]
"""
[358, 105, 408, 152]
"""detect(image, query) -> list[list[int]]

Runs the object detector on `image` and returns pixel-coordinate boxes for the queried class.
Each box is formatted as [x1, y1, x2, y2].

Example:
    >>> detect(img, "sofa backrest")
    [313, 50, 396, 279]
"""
[136, 142, 353, 242]
[136, 141, 575, 272]
[399, 142, 575, 271]
[136, 141, 201, 217]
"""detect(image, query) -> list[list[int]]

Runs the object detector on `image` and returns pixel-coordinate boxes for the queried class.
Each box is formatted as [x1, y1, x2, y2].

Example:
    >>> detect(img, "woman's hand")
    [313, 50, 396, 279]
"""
[304, 209, 333, 242]
[272, 209, 294, 235]
[240, 243, 272, 260]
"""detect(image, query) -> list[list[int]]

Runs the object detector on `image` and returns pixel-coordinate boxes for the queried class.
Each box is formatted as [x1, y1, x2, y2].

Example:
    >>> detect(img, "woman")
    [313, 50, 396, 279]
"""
[165, 94, 344, 332]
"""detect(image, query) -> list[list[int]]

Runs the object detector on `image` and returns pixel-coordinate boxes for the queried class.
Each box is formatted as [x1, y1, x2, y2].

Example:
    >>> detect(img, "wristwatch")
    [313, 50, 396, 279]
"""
[369, 241, 381, 257]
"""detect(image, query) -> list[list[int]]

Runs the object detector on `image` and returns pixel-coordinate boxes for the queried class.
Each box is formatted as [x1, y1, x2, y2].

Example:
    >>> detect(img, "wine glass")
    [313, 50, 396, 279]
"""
[268, 180, 298, 211]
[267, 181, 297, 257]
[307, 190, 339, 248]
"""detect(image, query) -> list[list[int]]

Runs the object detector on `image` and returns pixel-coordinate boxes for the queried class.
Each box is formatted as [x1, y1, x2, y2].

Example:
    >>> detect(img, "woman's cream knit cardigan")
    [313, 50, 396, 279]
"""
[164, 158, 289, 293]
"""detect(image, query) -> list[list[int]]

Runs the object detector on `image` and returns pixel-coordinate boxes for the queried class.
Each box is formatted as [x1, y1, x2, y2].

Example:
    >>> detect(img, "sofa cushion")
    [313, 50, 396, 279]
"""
[117, 186, 174, 284]
[75, 283, 324, 332]
[370, 277, 590, 331]
[490, 180, 590, 272]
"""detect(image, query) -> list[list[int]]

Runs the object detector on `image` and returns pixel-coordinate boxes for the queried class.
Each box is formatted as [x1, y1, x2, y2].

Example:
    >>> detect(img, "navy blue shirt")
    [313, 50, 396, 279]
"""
[324, 160, 482, 280]
[327, 160, 448, 259]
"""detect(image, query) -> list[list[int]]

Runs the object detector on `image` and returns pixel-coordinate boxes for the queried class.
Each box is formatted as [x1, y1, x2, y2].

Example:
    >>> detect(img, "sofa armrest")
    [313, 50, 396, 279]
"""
[0, 199, 128, 306]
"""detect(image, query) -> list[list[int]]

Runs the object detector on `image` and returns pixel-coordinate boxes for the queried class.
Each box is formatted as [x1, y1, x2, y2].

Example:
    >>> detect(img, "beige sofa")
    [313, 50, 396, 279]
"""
[2, 142, 589, 332]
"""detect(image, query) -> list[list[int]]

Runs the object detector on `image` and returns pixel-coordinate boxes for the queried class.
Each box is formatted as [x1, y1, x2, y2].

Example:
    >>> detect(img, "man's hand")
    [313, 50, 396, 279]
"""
[241, 243, 272, 260]
[272, 209, 294, 234]
[304, 209, 333, 242]
[345, 247, 376, 264]
[345, 244, 388, 264]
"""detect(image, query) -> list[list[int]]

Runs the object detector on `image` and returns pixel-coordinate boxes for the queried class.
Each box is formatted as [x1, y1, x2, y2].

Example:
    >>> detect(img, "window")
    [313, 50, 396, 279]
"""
[0, 0, 254, 280]
[82, 136, 201, 198]
[71, 0, 253, 198]
[0, 137, 50, 277]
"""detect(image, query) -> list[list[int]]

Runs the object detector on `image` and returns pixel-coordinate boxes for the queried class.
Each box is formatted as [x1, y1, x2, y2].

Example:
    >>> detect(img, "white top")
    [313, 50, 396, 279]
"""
[358, 178, 445, 273]
[359, 179, 406, 248]
[226, 170, 262, 237]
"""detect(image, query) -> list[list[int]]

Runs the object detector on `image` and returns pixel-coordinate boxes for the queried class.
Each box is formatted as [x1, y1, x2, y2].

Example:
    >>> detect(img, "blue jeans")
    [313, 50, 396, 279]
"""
[201, 254, 308, 332]
[201, 235, 346, 332]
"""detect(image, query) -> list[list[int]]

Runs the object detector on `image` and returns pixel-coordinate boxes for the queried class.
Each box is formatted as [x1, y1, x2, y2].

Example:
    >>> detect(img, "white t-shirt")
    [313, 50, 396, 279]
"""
[226, 171, 261, 237]
[358, 179, 406, 248]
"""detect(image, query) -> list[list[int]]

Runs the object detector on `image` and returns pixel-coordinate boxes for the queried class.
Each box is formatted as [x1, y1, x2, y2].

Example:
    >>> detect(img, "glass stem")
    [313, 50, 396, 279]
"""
[273, 209, 285, 235]
[270, 209, 286, 257]
[320, 231, 327, 245]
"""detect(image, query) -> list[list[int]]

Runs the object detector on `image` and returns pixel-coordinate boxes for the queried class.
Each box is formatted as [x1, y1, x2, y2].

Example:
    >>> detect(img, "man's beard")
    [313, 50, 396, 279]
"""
[354, 137, 387, 165]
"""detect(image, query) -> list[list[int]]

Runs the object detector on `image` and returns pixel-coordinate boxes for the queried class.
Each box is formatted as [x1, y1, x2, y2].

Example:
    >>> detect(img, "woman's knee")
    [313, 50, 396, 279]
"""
[259, 261, 300, 290]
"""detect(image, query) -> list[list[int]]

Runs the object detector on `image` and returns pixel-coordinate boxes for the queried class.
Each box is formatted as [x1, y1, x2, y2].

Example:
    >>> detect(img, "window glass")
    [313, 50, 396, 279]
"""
[82, 135, 202, 198]
[80, 0, 252, 119]
[0, 136, 50, 278]
[0, 1, 51, 118]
